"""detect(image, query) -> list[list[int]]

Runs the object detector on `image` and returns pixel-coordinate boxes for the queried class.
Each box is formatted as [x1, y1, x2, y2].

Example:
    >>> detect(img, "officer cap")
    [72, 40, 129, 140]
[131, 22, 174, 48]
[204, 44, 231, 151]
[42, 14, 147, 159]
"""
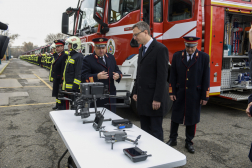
[54, 40, 65, 46]
[183, 36, 200, 47]
[92, 38, 108, 47]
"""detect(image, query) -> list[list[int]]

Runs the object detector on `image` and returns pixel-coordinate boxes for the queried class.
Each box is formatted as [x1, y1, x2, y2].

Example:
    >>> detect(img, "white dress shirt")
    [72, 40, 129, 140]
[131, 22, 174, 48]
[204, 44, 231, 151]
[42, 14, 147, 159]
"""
[143, 37, 153, 55]
[186, 52, 195, 62]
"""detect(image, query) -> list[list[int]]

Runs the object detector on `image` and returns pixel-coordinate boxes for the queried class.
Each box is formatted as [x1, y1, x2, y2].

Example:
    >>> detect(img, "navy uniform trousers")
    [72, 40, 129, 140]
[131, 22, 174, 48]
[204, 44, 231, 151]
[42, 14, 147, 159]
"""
[140, 115, 163, 141]
[170, 121, 196, 145]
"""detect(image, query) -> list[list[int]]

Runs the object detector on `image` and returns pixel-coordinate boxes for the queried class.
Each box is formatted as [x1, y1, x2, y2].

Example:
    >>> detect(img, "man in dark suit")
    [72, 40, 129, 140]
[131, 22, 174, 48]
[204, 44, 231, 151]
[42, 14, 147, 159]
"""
[132, 21, 168, 141]
[167, 36, 210, 154]
[81, 38, 122, 113]
[51, 40, 68, 110]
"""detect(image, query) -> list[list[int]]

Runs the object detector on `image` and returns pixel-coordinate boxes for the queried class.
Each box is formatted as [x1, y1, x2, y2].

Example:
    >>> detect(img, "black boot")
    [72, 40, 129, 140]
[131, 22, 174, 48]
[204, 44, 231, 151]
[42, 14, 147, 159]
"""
[52, 103, 58, 110]
[185, 143, 195, 153]
[166, 139, 177, 146]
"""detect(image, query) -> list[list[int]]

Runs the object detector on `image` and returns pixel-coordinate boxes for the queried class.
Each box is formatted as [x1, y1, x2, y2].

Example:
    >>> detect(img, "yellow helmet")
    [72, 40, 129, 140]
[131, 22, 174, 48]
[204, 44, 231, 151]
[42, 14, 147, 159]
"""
[66, 36, 81, 51]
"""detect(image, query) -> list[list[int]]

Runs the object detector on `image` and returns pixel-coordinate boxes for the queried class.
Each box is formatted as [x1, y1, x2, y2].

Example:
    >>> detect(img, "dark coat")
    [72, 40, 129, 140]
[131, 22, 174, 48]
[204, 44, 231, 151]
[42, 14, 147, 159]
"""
[52, 51, 68, 97]
[169, 49, 210, 125]
[132, 39, 168, 117]
[63, 51, 83, 92]
[81, 52, 122, 113]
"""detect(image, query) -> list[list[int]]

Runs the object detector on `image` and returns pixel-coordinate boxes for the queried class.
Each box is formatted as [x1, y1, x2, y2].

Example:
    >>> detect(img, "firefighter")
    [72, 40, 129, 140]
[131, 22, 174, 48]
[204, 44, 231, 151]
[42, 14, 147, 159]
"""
[81, 38, 122, 113]
[38, 53, 42, 67]
[49, 43, 56, 83]
[51, 40, 68, 110]
[62, 36, 83, 109]
[49, 43, 59, 110]
[166, 36, 210, 154]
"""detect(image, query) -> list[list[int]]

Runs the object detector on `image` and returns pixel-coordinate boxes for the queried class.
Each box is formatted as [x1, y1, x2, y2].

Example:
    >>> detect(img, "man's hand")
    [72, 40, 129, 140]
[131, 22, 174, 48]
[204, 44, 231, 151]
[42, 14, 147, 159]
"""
[97, 71, 109, 79]
[200, 100, 208, 105]
[246, 102, 252, 117]
[113, 72, 119, 80]
[133, 94, 137, 101]
[249, 27, 252, 34]
[170, 95, 176, 101]
[152, 100, 161, 110]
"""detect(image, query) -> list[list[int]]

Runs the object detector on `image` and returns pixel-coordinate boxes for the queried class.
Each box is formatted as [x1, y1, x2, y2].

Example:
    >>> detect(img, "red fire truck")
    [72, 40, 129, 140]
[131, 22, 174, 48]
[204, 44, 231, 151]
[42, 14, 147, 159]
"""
[61, 0, 252, 107]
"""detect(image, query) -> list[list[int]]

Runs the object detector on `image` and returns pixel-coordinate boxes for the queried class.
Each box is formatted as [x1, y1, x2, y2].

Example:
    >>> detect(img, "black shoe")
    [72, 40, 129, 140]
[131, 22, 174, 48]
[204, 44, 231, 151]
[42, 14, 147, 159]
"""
[52, 106, 58, 110]
[166, 139, 177, 146]
[185, 143, 195, 153]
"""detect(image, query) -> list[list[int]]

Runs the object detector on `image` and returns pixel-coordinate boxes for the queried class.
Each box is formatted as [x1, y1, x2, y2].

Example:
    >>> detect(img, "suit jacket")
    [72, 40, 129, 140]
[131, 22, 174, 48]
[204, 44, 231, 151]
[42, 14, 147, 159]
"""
[133, 38, 168, 116]
[81, 52, 122, 113]
[169, 49, 210, 125]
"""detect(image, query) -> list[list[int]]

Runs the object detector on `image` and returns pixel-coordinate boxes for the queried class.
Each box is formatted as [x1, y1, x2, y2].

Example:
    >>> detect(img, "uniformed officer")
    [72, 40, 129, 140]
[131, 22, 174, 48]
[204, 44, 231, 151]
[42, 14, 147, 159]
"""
[81, 38, 122, 113]
[51, 40, 68, 110]
[49, 43, 59, 110]
[166, 36, 210, 154]
[49, 43, 56, 83]
[62, 36, 83, 109]
[38, 53, 42, 67]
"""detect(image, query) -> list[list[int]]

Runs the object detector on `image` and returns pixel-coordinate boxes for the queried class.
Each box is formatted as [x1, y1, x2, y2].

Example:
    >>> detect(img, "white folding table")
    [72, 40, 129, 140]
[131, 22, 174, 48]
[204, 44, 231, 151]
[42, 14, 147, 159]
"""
[50, 108, 186, 168]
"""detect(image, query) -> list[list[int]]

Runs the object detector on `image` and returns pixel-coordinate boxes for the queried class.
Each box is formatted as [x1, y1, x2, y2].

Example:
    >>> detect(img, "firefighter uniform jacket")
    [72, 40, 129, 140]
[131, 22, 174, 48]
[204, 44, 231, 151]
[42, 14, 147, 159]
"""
[81, 52, 122, 113]
[62, 50, 83, 91]
[169, 49, 210, 125]
[52, 51, 68, 97]
[49, 53, 57, 82]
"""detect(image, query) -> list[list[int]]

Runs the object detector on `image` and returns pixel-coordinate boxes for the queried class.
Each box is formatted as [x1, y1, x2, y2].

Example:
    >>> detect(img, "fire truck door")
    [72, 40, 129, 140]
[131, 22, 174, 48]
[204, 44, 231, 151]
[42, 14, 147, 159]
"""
[142, 0, 150, 25]
[151, 0, 164, 43]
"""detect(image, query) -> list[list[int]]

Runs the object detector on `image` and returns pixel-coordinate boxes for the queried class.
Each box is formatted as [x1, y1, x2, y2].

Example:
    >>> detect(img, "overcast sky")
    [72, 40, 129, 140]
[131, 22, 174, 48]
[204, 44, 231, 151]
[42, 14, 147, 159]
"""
[0, 0, 78, 47]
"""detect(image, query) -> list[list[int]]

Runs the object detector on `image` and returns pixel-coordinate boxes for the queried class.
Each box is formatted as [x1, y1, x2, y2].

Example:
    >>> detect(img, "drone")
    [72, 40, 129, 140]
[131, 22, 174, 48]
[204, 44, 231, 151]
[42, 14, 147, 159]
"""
[58, 82, 130, 123]
[99, 126, 141, 150]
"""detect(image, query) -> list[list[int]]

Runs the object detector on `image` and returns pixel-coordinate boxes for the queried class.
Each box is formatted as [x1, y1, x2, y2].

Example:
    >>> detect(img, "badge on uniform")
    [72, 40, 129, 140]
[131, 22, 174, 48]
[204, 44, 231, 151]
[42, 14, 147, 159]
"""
[89, 77, 94, 83]
[169, 84, 172, 93]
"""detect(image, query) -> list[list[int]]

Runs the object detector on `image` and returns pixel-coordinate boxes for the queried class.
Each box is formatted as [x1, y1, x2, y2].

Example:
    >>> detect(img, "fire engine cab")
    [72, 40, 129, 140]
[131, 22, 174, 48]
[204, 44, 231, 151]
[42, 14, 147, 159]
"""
[61, 0, 252, 111]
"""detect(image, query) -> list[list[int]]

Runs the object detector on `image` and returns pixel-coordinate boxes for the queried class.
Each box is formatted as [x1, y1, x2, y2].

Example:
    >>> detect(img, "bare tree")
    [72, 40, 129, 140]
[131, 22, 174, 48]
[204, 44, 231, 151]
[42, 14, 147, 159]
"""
[0, 24, 19, 46]
[9, 34, 20, 45]
[10, 47, 23, 58]
[22, 42, 36, 53]
[44, 33, 68, 43]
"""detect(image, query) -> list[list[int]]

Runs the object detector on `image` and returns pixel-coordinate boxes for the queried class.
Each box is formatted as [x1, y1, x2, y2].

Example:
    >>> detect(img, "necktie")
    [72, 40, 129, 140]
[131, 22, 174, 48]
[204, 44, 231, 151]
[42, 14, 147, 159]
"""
[142, 46, 146, 57]
[100, 57, 106, 65]
[188, 54, 192, 63]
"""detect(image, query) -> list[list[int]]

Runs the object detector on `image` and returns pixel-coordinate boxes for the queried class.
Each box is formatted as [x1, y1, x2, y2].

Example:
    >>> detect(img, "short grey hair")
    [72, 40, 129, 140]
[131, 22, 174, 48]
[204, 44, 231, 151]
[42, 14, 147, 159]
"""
[132, 21, 151, 35]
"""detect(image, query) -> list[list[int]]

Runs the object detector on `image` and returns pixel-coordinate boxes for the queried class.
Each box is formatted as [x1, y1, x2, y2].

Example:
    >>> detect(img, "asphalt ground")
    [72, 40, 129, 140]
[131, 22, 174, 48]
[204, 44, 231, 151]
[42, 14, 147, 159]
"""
[0, 58, 252, 168]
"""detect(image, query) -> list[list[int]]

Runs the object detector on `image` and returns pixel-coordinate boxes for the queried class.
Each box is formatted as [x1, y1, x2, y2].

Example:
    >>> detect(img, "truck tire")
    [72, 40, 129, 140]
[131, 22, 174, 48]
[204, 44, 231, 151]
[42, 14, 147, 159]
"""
[130, 82, 173, 117]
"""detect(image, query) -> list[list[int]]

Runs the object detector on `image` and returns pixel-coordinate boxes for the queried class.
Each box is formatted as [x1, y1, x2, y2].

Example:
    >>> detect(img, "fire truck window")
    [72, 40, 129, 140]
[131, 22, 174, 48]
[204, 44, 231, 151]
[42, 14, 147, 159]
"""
[109, 0, 140, 23]
[242, 0, 251, 2]
[168, 0, 193, 22]
[153, 0, 163, 23]
[95, 0, 105, 20]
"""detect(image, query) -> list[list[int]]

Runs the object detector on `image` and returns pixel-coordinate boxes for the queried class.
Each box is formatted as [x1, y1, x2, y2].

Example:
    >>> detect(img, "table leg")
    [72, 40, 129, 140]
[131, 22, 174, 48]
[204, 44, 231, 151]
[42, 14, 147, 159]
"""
[58, 149, 68, 168]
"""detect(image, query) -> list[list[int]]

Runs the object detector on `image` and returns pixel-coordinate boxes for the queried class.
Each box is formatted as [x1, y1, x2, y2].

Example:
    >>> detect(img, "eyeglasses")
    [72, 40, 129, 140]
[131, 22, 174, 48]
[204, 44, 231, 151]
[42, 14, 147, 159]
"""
[133, 30, 144, 37]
